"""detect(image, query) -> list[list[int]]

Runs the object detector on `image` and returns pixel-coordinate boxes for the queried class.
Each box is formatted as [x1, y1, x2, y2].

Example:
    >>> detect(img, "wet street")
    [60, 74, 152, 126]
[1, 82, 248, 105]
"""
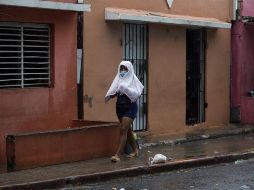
[1, 133, 254, 189]
[55, 158, 254, 190]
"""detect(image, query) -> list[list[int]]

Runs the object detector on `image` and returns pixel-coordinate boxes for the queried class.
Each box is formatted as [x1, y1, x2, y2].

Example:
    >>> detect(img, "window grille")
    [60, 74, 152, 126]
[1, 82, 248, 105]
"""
[0, 23, 50, 89]
[123, 23, 148, 131]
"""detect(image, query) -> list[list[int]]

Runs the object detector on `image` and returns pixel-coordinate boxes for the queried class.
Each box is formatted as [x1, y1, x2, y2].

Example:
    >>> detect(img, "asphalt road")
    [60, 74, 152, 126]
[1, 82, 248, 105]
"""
[57, 158, 254, 190]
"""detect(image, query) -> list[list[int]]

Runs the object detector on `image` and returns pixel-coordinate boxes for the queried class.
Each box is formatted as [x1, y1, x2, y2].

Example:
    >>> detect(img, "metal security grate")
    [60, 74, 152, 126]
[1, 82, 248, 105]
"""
[123, 23, 148, 132]
[0, 23, 50, 89]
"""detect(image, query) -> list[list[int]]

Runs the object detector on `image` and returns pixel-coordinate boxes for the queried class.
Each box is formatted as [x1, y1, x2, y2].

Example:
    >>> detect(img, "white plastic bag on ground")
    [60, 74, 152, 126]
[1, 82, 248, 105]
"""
[240, 185, 250, 189]
[149, 154, 167, 164]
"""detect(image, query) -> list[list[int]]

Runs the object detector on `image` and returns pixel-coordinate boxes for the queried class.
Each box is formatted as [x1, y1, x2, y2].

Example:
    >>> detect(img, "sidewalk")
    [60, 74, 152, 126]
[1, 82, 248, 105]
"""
[140, 123, 254, 147]
[1, 124, 254, 190]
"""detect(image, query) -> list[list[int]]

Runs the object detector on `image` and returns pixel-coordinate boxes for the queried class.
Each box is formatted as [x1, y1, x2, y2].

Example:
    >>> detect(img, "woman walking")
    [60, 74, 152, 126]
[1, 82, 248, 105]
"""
[105, 61, 144, 162]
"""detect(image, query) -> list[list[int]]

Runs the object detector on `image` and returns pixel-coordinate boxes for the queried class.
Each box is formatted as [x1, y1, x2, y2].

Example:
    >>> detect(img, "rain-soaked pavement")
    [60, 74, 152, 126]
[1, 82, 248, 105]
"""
[144, 133, 254, 160]
[1, 132, 254, 188]
[58, 158, 254, 190]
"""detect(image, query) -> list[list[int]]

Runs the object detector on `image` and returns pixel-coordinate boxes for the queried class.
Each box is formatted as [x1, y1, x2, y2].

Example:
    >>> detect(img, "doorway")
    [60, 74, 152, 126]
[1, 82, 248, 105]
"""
[186, 29, 206, 125]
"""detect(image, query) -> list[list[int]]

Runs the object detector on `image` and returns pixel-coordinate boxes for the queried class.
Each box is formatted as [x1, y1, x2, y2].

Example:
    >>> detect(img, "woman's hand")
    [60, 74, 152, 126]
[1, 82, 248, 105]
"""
[105, 93, 116, 104]
[110, 94, 116, 98]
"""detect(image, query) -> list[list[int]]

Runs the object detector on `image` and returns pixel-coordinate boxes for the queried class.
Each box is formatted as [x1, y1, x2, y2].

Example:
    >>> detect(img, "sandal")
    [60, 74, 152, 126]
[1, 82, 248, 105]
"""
[127, 152, 138, 158]
[111, 155, 120, 162]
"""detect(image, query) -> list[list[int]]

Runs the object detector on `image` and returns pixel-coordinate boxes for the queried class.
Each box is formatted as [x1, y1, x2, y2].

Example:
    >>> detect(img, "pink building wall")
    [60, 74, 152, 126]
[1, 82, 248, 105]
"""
[231, 21, 254, 124]
[241, 0, 254, 17]
[0, 6, 77, 172]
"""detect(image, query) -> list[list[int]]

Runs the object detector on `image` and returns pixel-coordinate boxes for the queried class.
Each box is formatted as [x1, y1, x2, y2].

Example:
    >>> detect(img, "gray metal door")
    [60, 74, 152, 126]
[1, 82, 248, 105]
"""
[123, 23, 148, 131]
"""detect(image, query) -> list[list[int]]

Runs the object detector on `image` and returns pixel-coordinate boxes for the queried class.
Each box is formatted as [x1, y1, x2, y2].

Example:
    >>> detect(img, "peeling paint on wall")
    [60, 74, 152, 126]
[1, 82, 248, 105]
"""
[84, 94, 93, 108]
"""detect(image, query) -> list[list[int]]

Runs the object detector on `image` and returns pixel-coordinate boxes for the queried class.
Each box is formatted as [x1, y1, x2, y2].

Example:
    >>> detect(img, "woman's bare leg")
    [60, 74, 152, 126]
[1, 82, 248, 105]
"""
[114, 117, 133, 158]
[127, 128, 138, 155]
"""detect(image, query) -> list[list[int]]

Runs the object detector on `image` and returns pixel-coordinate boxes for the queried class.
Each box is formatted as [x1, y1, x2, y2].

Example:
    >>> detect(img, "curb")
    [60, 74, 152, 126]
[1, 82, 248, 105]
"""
[141, 127, 254, 148]
[1, 151, 254, 190]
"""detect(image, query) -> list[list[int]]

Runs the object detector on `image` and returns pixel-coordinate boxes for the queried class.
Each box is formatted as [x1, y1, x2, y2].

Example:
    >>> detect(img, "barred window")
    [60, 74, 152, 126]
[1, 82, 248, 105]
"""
[0, 23, 50, 89]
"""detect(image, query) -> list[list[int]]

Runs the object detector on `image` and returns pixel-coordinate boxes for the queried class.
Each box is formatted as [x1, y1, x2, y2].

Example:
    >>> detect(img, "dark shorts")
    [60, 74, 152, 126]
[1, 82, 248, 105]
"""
[116, 102, 138, 120]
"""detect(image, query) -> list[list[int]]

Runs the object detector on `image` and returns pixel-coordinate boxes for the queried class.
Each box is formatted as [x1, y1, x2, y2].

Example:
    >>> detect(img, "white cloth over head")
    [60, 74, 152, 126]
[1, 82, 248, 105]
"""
[105, 61, 144, 102]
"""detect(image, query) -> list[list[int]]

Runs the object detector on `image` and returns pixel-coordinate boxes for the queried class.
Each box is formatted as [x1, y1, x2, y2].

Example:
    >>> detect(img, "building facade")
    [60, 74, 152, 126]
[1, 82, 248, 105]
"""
[0, 0, 90, 172]
[83, 0, 232, 136]
[231, 0, 254, 124]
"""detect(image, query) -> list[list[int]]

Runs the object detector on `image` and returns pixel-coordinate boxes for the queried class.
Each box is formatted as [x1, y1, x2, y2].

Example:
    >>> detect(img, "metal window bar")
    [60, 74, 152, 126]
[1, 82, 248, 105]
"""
[0, 39, 21, 42]
[123, 23, 148, 132]
[0, 34, 21, 36]
[24, 67, 49, 69]
[24, 62, 49, 64]
[21, 26, 24, 87]
[0, 23, 50, 89]
[24, 78, 49, 80]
